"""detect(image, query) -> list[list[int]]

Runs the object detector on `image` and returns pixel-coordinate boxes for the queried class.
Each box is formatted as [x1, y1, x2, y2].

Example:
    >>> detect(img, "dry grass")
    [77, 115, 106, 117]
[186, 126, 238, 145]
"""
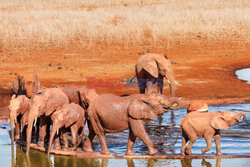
[0, 0, 249, 49]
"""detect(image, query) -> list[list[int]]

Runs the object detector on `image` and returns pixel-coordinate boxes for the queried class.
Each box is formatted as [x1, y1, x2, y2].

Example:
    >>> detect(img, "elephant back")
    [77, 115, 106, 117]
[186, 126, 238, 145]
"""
[63, 85, 87, 104]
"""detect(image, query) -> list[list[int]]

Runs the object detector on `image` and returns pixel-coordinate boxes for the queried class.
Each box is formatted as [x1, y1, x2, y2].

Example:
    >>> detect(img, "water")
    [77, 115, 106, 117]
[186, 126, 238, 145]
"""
[236, 68, 250, 84]
[0, 103, 250, 166]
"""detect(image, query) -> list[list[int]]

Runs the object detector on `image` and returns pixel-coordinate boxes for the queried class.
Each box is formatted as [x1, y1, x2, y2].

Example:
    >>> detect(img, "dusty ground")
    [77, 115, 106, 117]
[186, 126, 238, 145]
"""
[0, 38, 250, 121]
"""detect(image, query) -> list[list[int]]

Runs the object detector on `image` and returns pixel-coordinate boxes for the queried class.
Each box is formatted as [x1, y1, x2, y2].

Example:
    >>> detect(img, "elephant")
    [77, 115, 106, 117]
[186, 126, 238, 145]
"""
[9, 95, 31, 143]
[62, 85, 87, 108]
[133, 53, 178, 96]
[11, 73, 41, 98]
[83, 92, 180, 155]
[174, 111, 246, 155]
[47, 103, 85, 155]
[26, 88, 69, 154]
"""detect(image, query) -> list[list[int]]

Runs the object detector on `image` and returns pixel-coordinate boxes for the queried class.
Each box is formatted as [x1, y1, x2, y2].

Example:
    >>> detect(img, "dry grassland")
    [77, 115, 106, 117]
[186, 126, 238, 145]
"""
[0, 0, 249, 49]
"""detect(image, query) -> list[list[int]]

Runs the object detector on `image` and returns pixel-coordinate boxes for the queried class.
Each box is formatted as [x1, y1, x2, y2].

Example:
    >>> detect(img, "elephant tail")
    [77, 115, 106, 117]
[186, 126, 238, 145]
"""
[128, 75, 136, 85]
[168, 122, 182, 146]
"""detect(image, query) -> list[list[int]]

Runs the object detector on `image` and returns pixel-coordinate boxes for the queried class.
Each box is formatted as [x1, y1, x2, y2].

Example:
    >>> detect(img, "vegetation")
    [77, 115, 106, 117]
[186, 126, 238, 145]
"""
[0, 0, 249, 49]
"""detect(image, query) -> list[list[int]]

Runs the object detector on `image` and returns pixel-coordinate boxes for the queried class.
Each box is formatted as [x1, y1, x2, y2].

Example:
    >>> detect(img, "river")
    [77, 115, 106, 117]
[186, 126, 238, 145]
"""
[0, 103, 249, 166]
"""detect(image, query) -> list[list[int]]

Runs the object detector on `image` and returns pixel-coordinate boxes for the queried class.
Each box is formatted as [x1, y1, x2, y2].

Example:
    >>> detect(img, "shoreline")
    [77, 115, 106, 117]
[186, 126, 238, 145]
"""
[0, 39, 250, 122]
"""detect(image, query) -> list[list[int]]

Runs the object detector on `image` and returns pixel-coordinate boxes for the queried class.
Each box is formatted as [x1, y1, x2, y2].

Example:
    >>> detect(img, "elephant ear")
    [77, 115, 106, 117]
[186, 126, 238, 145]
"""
[20, 96, 30, 115]
[137, 54, 158, 78]
[210, 116, 229, 130]
[32, 74, 41, 96]
[12, 76, 20, 94]
[128, 98, 158, 119]
[65, 110, 79, 128]
[44, 95, 63, 116]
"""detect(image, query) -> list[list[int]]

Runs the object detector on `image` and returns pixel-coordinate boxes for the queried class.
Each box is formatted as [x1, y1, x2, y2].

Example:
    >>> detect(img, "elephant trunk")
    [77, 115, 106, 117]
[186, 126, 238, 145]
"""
[48, 124, 57, 156]
[167, 78, 175, 97]
[238, 112, 246, 123]
[10, 114, 15, 144]
[26, 108, 38, 154]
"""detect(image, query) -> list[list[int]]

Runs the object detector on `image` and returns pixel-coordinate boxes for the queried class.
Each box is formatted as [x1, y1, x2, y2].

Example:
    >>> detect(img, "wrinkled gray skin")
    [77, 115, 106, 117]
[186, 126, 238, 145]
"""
[84, 92, 181, 155]
[47, 103, 85, 156]
[26, 88, 69, 154]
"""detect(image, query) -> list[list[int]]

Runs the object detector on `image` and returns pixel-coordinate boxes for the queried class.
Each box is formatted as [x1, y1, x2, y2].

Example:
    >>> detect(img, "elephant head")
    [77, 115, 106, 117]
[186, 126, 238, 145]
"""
[137, 54, 176, 97]
[210, 111, 246, 129]
[9, 95, 30, 143]
[78, 88, 99, 108]
[12, 73, 41, 98]
[128, 93, 180, 119]
[26, 88, 69, 154]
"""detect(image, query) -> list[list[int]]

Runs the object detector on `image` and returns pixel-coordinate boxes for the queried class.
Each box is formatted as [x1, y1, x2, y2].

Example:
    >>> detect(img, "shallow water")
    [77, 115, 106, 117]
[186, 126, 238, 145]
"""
[236, 68, 250, 84]
[0, 103, 250, 166]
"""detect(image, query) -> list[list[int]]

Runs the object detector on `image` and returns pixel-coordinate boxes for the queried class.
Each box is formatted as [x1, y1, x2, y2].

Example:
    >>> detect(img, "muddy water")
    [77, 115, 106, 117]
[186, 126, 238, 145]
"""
[0, 103, 249, 166]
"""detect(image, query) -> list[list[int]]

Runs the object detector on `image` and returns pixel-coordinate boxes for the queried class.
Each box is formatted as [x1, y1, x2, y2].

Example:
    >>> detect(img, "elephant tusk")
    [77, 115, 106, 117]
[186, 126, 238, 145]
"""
[14, 117, 17, 124]
[34, 118, 37, 127]
[26, 122, 28, 126]
[175, 81, 181, 86]
[57, 129, 59, 135]
[167, 80, 171, 84]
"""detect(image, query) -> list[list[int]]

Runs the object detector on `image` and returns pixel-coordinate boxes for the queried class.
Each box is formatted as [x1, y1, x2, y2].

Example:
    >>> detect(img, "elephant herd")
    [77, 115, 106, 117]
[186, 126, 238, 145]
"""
[8, 53, 246, 156]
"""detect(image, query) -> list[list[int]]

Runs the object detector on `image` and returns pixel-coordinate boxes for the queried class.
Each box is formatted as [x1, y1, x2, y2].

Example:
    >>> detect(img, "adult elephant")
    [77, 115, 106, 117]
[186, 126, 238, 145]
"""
[174, 111, 246, 155]
[11, 73, 41, 98]
[134, 53, 178, 96]
[26, 88, 69, 154]
[83, 92, 180, 155]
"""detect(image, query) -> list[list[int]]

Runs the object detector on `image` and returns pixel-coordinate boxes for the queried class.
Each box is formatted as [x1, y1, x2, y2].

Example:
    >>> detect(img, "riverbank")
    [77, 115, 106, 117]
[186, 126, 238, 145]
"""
[0, 38, 250, 122]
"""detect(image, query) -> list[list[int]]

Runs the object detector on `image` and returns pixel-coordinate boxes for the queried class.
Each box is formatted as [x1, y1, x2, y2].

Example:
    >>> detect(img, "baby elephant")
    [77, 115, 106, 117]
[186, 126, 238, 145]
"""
[175, 111, 246, 155]
[47, 103, 85, 155]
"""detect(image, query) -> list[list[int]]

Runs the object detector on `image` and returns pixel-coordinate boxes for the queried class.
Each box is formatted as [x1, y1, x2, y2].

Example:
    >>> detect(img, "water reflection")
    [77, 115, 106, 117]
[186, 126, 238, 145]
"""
[181, 159, 221, 167]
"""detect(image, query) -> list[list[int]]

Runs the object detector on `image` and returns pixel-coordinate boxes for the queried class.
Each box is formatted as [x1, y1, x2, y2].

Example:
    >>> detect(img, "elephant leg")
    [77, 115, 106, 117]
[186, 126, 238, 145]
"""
[129, 118, 157, 155]
[182, 126, 197, 155]
[157, 76, 163, 94]
[181, 132, 189, 155]
[146, 80, 154, 93]
[53, 131, 61, 150]
[83, 121, 95, 152]
[125, 129, 136, 155]
[21, 124, 27, 141]
[97, 132, 110, 155]
[70, 125, 78, 150]
[214, 132, 222, 156]
[137, 78, 146, 94]
[35, 119, 40, 143]
[61, 128, 69, 150]
[15, 118, 21, 140]
[38, 116, 47, 147]
[201, 133, 213, 154]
